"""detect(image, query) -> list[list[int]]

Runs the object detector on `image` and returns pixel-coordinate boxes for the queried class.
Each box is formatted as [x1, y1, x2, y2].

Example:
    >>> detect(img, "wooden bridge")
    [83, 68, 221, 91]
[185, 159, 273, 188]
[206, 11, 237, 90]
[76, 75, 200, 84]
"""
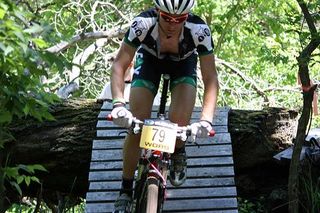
[85, 101, 238, 212]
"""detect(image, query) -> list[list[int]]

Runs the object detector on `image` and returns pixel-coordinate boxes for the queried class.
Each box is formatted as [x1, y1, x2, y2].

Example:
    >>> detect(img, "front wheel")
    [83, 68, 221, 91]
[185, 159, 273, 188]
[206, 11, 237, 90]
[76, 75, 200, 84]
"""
[137, 176, 160, 213]
[146, 177, 159, 212]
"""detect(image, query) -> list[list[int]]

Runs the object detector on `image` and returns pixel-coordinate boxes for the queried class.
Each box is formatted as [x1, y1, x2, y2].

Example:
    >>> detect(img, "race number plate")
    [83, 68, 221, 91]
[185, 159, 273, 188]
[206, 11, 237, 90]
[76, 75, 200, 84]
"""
[140, 124, 177, 153]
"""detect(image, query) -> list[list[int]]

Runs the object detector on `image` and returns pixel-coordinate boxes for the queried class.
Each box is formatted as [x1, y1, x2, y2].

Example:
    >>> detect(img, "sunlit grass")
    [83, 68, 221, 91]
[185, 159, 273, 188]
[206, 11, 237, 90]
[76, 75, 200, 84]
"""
[6, 198, 85, 213]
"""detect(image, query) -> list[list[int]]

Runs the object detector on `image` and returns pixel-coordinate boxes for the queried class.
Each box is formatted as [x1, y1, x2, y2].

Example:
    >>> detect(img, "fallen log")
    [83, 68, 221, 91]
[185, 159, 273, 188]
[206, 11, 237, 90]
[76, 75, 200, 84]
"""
[2, 99, 299, 210]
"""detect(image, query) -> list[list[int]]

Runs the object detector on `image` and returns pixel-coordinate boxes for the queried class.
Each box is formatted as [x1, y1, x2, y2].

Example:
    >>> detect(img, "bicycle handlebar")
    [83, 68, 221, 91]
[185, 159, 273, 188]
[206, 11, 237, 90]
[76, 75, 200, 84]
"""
[106, 114, 215, 139]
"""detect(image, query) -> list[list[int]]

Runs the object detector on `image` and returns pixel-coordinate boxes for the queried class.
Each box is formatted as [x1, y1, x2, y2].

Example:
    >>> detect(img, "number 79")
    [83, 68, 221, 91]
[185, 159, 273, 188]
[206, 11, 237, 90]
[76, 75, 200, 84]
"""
[152, 128, 166, 143]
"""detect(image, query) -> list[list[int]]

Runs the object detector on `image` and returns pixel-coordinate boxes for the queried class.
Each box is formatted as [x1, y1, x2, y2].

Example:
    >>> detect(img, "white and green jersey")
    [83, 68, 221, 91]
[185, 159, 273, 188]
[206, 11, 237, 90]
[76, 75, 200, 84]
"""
[124, 8, 214, 61]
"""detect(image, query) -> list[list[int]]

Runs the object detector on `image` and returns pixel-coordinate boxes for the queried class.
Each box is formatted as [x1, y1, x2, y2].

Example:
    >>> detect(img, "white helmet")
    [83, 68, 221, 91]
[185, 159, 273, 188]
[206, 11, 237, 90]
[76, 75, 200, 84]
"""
[154, 0, 195, 15]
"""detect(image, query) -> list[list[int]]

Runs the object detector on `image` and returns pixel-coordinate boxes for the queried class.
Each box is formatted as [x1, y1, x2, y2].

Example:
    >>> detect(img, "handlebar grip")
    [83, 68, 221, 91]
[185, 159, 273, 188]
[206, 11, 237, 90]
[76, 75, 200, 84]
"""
[106, 114, 113, 121]
[209, 129, 215, 137]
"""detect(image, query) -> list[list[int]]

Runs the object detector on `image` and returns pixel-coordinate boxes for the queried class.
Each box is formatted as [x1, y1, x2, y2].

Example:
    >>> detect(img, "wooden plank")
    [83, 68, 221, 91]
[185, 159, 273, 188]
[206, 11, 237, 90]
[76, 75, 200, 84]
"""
[165, 187, 237, 199]
[89, 156, 234, 170]
[86, 191, 118, 202]
[101, 101, 113, 110]
[85, 203, 114, 213]
[89, 181, 121, 191]
[92, 133, 231, 149]
[91, 144, 233, 161]
[89, 166, 235, 181]
[88, 177, 236, 191]
[164, 210, 238, 213]
[85, 202, 238, 213]
[163, 198, 238, 211]
[86, 186, 236, 202]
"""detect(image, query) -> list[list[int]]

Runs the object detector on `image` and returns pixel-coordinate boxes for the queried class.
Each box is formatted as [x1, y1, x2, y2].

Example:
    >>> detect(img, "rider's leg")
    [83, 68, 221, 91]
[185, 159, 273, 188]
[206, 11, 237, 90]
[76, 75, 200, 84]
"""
[167, 53, 197, 187]
[169, 83, 196, 147]
[168, 83, 196, 186]
[122, 87, 154, 180]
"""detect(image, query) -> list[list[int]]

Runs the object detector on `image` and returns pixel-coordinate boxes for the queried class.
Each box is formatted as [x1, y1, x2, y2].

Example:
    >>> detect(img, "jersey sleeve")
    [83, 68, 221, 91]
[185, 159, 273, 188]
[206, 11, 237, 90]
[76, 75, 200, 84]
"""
[124, 16, 150, 48]
[194, 24, 214, 56]
[186, 14, 214, 56]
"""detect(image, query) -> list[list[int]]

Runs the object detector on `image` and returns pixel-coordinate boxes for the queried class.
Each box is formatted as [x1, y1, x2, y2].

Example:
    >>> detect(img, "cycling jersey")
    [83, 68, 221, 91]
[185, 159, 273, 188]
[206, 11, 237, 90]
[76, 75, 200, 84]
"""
[124, 8, 214, 61]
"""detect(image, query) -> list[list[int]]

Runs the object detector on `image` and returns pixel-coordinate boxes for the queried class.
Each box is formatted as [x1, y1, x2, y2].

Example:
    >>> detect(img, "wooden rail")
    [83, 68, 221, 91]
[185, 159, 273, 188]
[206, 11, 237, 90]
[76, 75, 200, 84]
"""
[85, 101, 238, 212]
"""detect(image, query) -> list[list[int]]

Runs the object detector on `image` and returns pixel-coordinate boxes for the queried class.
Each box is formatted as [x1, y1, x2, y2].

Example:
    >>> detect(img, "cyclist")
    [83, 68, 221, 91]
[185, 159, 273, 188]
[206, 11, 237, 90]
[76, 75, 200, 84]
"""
[111, 0, 219, 212]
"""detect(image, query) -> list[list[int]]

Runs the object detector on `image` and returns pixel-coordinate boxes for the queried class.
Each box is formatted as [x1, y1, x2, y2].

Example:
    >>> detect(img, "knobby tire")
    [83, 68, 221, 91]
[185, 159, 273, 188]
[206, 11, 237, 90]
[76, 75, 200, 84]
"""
[138, 176, 160, 213]
[146, 177, 159, 212]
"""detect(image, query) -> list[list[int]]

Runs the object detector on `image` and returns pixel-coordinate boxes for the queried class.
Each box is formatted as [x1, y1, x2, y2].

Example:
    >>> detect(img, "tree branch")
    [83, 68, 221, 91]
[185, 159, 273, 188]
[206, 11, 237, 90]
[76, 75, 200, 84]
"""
[46, 24, 130, 54]
[298, 1, 317, 36]
[216, 57, 270, 103]
[297, 1, 320, 86]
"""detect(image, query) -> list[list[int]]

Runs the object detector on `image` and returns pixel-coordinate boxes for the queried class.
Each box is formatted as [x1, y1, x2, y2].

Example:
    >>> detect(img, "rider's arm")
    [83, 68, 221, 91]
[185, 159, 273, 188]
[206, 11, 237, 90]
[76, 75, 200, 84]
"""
[111, 42, 136, 103]
[199, 53, 219, 122]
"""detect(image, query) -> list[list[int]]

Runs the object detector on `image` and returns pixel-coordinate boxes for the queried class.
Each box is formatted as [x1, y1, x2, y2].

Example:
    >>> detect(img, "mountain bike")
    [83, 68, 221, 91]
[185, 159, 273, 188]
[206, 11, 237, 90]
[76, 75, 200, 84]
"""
[108, 74, 215, 213]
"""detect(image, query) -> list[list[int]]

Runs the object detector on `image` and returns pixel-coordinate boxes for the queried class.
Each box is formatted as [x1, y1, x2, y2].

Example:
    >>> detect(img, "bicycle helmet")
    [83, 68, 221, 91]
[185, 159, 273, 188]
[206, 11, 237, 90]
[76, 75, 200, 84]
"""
[153, 0, 195, 15]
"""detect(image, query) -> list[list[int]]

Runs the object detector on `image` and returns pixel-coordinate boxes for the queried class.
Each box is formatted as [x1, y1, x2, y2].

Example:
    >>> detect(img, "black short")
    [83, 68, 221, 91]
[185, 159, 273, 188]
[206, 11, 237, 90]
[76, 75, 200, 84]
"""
[131, 48, 198, 95]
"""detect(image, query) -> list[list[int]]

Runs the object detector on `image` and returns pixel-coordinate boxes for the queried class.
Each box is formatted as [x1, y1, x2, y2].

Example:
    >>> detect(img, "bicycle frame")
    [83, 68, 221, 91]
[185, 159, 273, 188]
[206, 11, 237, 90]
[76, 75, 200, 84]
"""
[133, 74, 172, 213]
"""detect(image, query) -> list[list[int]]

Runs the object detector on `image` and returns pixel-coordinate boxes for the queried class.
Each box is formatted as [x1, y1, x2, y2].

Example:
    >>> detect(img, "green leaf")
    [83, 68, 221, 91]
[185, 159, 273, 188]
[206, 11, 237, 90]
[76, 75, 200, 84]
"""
[23, 104, 30, 115]
[0, 110, 12, 124]
[24, 24, 43, 34]
[0, 42, 5, 52]
[18, 164, 32, 173]
[35, 99, 48, 107]
[17, 175, 24, 184]
[31, 164, 48, 172]
[30, 176, 40, 184]
[18, 42, 28, 54]
[13, 31, 26, 42]
[10, 181, 22, 195]
[0, 8, 6, 19]
[25, 176, 30, 186]
[41, 110, 55, 121]
[4, 167, 19, 178]
[4, 45, 13, 56]
[0, 2, 9, 11]
[32, 38, 47, 48]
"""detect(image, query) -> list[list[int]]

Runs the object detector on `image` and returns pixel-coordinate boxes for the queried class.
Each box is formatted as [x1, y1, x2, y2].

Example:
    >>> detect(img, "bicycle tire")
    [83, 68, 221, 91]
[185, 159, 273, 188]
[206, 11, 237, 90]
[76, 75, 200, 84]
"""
[146, 177, 159, 212]
[138, 176, 160, 213]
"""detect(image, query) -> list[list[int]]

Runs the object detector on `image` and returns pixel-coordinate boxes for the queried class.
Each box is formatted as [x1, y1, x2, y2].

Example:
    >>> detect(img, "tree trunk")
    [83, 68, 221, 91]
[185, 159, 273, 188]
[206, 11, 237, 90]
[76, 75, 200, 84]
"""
[230, 107, 298, 211]
[3, 99, 101, 210]
[2, 99, 299, 210]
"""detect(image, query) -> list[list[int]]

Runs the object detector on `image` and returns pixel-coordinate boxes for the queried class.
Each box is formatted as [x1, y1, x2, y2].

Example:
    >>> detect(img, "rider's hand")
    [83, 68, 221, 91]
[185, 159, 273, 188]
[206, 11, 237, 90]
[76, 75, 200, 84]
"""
[188, 120, 213, 142]
[111, 104, 133, 128]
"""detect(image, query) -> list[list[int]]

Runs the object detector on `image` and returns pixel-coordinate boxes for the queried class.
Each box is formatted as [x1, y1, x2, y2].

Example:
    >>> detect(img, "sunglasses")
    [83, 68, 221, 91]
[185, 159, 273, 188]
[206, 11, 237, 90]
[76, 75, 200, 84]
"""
[159, 11, 188, 24]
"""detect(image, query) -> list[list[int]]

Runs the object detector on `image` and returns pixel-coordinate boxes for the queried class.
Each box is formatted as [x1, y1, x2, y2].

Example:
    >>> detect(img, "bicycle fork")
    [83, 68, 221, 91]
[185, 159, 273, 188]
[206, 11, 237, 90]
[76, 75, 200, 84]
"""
[133, 150, 170, 213]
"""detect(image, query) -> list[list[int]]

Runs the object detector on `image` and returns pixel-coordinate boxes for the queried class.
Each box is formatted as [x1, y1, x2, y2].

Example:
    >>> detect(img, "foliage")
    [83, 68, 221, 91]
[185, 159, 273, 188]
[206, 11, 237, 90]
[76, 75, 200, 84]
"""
[0, 1, 69, 146]
[4, 164, 47, 196]
[300, 164, 320, 213]
[0, 0, 67, 211]
[194, 0, 320, 110]
[238, 197, 265, 213]
[6, 198, 85, 213]
[34, 0, 320, 111]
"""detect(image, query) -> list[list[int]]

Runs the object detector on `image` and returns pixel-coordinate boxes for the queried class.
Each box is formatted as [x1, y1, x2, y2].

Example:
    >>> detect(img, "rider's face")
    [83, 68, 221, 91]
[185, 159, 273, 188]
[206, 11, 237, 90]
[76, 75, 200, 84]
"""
[158, 11, 187, 36]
